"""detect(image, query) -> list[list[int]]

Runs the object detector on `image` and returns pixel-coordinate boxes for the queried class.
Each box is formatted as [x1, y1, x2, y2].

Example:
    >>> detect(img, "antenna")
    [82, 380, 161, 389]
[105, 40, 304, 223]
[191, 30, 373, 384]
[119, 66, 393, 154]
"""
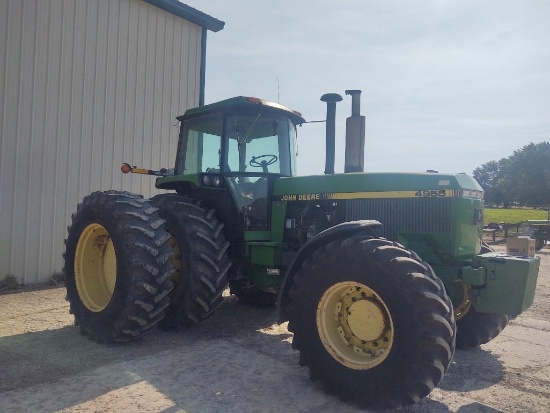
[277, 77, 280, 103]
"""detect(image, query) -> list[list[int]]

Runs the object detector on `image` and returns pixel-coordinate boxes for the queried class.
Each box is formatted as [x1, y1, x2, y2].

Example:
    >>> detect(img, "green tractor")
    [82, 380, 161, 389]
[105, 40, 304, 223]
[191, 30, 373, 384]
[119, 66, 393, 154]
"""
[64, 90, 540, 408]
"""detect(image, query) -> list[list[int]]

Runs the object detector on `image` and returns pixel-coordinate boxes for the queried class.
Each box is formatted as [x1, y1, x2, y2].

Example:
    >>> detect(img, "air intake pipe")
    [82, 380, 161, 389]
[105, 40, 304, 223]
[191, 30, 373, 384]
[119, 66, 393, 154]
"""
[321, 93, 343, 174]
[344, 90, 365, 173]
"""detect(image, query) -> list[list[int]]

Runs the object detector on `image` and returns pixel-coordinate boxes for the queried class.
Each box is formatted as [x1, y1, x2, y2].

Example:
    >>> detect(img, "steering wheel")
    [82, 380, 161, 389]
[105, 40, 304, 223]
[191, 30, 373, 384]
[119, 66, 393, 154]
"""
[249, 154, 278, 173]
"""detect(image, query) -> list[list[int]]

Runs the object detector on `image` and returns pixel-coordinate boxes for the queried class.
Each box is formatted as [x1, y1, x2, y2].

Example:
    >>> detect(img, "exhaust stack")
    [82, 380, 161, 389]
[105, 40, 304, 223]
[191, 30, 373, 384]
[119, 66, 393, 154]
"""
[321, 93, 343, 174]
[344, 90, 365, 173]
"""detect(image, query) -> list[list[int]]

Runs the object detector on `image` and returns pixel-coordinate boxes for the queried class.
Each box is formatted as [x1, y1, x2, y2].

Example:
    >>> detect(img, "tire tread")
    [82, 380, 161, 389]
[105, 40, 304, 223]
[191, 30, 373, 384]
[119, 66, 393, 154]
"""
[286, 236, 456, 408]
[64, 191, 174, 343]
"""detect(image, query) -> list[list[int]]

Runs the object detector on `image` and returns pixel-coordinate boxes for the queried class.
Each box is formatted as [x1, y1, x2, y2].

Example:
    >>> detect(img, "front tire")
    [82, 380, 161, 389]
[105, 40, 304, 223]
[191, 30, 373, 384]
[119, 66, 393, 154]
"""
[456, 309, 509, 348]
[64, 191, 174, 343]
[151, 194, 230, 329]
[453, 242, 510, 348]
[287, 237, 456, 408]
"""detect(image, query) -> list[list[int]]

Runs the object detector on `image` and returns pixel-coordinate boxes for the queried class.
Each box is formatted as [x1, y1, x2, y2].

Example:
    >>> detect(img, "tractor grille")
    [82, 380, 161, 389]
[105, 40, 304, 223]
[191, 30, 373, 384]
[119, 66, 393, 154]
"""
[345, 198, 452, 240]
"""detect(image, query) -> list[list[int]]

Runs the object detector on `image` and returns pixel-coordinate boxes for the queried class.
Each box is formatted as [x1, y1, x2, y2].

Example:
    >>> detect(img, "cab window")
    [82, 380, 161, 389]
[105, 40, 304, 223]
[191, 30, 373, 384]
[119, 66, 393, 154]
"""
[176, 114, 223, 174]
[225, 114, 293, 175]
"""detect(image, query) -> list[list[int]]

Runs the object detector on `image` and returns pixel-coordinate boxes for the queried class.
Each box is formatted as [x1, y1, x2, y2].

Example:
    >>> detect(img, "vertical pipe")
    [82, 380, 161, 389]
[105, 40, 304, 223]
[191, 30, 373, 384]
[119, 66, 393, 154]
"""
[321, 93, 343, 174]
[344, 90, 365, 173]
[346, 89, 361, 115]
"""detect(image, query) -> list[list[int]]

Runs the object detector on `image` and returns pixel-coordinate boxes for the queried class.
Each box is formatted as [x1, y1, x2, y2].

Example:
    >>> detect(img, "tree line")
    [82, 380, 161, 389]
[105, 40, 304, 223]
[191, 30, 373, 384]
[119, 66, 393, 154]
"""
[473, 141, 550, 208]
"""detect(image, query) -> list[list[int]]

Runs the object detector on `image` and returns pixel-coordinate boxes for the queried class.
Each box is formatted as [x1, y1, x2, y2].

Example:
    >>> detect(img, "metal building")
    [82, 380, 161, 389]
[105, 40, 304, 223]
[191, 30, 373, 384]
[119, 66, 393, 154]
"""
[0, 0, 224, 284]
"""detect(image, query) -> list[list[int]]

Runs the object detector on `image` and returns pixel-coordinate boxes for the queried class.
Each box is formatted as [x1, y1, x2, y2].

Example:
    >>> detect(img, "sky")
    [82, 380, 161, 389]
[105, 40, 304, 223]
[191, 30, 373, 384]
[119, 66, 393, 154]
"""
[183, 0, 550, 177]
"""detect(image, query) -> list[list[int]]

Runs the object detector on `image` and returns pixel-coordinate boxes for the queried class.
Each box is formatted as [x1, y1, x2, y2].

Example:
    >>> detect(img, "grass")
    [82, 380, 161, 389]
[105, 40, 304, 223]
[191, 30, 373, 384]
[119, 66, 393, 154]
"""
[484, 208, 549, 225]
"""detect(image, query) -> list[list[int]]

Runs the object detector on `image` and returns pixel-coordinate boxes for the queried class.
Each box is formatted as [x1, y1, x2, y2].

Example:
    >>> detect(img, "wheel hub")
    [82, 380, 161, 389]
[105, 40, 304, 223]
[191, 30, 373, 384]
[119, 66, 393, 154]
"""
[317, 282, 394, 369]
[344, 298, 386, 342]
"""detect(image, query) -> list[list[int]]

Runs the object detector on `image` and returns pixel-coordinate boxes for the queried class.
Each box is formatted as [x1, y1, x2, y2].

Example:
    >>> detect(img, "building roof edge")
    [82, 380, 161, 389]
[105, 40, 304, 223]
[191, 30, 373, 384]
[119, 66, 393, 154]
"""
[143, 0, 225, 32]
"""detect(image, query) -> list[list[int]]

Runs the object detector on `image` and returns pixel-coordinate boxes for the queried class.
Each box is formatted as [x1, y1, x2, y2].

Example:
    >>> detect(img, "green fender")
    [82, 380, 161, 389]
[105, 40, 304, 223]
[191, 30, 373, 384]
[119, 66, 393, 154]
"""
[277, 220, 382, 322]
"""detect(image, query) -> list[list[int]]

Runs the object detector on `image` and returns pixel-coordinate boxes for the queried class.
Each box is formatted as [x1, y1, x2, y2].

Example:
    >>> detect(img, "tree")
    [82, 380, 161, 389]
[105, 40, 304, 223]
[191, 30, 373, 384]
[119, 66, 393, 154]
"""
[473, 142, 550, 207]
[507, 142, 550, 207]
[473, 159, 511, 207]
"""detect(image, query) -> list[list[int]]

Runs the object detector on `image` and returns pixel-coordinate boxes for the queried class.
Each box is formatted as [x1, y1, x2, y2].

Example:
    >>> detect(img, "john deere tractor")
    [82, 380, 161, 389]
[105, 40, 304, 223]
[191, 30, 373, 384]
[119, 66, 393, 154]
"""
[64, 90, 540, 408]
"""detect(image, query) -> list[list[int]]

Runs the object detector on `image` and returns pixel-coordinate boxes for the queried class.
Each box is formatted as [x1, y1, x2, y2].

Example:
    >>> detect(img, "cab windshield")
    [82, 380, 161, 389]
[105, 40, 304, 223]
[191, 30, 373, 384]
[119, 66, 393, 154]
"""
[176, 112, 297, 176]
[224, 114, 296, 228]
[225, 114, 295, 175]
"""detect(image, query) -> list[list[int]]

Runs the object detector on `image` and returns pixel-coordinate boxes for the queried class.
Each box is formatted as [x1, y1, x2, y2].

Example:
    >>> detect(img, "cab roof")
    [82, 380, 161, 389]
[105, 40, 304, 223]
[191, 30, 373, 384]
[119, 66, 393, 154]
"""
[177, 96, 306, 125]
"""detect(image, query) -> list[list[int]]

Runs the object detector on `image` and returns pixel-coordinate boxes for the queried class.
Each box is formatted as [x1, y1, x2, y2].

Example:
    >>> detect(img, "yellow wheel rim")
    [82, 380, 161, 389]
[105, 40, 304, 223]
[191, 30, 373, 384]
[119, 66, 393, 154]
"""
[317, 281, 394, 370]
[453, 282, 472, 321]
[74, 223, 117, 312]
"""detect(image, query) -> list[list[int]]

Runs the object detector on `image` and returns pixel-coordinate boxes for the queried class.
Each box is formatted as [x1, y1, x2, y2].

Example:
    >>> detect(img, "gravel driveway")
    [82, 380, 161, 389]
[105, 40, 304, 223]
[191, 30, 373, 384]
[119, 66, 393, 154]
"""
[1, 245, 549, 413]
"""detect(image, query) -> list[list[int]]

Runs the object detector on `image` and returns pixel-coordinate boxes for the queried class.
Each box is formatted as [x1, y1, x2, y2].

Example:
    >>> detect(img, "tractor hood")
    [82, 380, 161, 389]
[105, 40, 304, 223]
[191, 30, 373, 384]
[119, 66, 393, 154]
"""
[273, 172, 483, 201]
[273, 172, 485, 266]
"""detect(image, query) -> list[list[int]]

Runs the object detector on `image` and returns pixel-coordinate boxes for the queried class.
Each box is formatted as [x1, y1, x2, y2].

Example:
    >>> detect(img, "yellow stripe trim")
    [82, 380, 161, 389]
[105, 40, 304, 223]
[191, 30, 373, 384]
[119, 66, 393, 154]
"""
[279, 189, 463, 202]
[325, 190, 451, 199]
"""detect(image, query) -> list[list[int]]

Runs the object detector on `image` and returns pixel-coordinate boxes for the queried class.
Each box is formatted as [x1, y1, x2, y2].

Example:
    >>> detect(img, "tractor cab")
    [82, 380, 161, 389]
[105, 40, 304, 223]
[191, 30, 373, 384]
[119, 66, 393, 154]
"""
[158, 97, 305, 231]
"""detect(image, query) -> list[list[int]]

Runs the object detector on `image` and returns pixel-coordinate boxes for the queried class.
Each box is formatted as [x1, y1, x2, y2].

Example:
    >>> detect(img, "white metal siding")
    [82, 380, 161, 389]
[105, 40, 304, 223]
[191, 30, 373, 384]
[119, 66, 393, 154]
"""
[0, 0, 203, 284]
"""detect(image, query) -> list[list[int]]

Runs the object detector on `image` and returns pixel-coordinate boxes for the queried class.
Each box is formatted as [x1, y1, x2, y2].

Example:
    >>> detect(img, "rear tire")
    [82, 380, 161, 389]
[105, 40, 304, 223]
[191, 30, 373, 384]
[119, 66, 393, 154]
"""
[64, 191, 174, 343]
[456, 309, 509, 348]
[287, 237, 456, 408]
[535, 238, 545, 251]
[151, 194, 230, 329]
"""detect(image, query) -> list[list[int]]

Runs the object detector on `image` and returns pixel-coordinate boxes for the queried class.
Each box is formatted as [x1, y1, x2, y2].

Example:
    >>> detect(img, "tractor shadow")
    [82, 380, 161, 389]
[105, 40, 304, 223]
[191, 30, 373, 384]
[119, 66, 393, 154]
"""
[0, 294, 288, 388]
[0, 293, 508, 413]
[400, 348, 505, 413]
[1, 294, 341, 413]
[405, 400, 504, 413]
[438, 347, 505, 392]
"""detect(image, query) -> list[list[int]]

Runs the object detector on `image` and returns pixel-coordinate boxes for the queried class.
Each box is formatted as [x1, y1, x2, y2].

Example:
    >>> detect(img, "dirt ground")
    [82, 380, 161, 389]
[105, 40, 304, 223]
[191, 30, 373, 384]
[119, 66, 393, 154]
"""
[1, 244, 549, 413]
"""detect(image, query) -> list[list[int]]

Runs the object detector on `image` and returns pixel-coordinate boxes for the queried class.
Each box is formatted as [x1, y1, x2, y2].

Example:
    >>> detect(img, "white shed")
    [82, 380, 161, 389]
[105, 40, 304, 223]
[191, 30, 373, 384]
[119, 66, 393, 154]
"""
[0, 0, 224, 284]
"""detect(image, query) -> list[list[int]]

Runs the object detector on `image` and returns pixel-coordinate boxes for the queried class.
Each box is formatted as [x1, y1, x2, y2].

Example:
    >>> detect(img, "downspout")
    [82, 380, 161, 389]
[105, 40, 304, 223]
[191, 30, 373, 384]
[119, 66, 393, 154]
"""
[199, 27, 207, 106]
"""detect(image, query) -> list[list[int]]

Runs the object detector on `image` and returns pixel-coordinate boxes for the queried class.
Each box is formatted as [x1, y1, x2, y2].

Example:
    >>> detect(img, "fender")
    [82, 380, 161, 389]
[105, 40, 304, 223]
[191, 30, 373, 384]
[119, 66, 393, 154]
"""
[277, 220, 382, 322]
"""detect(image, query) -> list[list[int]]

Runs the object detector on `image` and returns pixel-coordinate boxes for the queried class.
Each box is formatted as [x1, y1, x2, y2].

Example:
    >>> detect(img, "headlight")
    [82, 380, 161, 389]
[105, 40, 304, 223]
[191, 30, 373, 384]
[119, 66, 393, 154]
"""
[201, 174, 223, 188]
[462, 189, 484, 199]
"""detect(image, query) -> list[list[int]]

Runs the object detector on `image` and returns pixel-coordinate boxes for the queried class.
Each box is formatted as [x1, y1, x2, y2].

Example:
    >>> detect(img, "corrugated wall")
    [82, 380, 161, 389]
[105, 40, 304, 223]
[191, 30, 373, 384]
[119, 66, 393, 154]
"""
[0, 0, 203, 284]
